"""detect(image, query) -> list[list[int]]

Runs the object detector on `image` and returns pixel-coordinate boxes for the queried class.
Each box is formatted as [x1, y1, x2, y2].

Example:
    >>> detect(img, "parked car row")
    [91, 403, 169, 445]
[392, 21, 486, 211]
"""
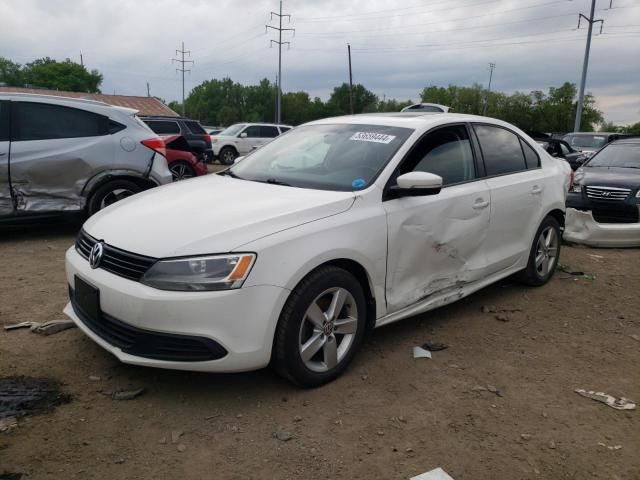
[212, 123, 292, 165]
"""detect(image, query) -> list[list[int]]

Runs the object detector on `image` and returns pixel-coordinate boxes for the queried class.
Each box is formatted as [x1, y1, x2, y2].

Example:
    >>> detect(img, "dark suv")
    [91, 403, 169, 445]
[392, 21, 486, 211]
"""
[141, 116, 213, 163]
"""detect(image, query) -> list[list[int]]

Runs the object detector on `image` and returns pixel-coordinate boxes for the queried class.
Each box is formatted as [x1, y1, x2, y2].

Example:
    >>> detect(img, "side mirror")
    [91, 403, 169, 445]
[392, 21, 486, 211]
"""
[388, 171, 443, 199]
[234, 156, 245, 164]
[239, 132, 248, 138]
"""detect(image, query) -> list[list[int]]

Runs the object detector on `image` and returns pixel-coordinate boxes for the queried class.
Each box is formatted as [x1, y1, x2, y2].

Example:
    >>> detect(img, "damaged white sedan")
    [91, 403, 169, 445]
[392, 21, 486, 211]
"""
[64, 113, 569, 387]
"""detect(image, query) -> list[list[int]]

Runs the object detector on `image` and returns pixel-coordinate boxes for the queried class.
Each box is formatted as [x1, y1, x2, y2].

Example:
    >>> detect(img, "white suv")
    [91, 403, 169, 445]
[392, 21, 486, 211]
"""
[64, 113, 570, 387]
[212, 123, 292, 164]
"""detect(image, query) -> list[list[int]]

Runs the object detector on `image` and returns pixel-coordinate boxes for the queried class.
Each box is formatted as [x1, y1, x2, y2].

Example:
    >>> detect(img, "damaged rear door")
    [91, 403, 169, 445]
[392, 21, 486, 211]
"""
[383, 124, 491, 312]
[0, 100, 12, 216]
[9, 100, 112, 212]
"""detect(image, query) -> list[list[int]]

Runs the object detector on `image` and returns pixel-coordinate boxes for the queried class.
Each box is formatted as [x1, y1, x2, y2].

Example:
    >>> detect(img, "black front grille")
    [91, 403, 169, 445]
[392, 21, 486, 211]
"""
[592, 207, 640, 224]
[69, 287, 227, 362]
[76, 230, 157, 281]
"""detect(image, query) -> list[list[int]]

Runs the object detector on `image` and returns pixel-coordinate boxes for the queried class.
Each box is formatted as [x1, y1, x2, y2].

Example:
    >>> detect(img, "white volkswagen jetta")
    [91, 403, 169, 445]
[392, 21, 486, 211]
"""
[64, 113, 570, 387]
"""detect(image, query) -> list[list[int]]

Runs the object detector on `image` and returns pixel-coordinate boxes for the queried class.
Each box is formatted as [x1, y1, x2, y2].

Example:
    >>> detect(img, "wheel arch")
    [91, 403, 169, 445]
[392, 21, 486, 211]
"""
[546, 208, 565, 229]
[83, 171, 157, 199]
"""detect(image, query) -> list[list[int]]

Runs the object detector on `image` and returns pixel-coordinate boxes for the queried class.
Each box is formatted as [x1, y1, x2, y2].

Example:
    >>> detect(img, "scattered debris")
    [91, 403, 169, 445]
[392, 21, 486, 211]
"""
[111, 388, 145, 401]
[598, 442, 622, 451]
[0, 376, 70, 421]
[272, 427, 292, 442]
[410, 467, 455, 480]
[471, 384, 502, 397]
[3, 319, 76, 335]
[487, 385, 503, 397]
[630, 334, 640, 343]
[421, 341, 448, 352]
[481, 305, 522, 314]
[293, 415, 302, 423]
[495, 314, 510, 322]
[171, 430, 183, 444]
[88, 376, 101, 382]
[0, 417, 18, 432]
[413, 346, 432, 359]
[575, 389, 636, 410]
[177, 444, 187, 452]
[520, 433, 532, 441]
[114, 458, 125, 465]
[588, 254, 604, 260]
[557, 264, 595, 280]
[548, 440, 556, 449]
[377, 430, 385, 436]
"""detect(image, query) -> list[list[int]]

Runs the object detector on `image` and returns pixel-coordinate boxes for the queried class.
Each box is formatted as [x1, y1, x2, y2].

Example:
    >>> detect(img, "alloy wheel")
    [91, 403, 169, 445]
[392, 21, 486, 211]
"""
[298, 287, 358, 373]
[535, 225, 559, 277]
[99, 188, 135, 210]
[170, 163, 195, 181]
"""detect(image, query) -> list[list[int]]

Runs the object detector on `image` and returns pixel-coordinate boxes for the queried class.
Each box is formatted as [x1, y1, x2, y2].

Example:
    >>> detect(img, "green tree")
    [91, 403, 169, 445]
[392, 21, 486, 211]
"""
[20, 57, 102, 92]
[327, 83, 378, 115]
[0, 57, 24, 86]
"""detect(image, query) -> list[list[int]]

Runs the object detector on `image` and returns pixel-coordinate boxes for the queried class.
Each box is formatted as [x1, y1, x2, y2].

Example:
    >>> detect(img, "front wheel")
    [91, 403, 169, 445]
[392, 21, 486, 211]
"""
[517, 216, 561, 286]
[87, 180, 142, 216]
[169, 161, 196, 181]
[272, 266, 367, 388]
[219, 147, 237, 165]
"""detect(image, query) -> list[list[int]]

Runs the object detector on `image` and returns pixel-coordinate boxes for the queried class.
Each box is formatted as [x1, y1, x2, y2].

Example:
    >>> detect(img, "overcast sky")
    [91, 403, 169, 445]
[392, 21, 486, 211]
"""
[1, 0, 639, 124]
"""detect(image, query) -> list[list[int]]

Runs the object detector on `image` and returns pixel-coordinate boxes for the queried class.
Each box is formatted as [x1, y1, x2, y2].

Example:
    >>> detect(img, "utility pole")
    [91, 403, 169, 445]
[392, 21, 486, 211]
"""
[79, 51, 84, 67]
[348, 44, 354, 115]
[483, 62, 496, 116]
[274, 74, 279, 123]
[147, 82, 151, 97]
[267, 1, 294, 124]
[574, 0, 606, 132]
[172, 41, 193, 117]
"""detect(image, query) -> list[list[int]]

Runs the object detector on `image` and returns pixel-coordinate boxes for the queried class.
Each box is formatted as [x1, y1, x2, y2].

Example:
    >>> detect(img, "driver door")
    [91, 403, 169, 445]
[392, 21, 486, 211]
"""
[383, 124, 491, 312]
[237, 125, 261, 155]
[0, 100, 12, 216]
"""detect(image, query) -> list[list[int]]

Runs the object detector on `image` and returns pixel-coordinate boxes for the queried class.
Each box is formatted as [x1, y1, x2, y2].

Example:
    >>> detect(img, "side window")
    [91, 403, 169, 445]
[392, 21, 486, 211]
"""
[243, 126, 261, 137]
[14, 102, 109, 141]
[399, 124, 476, 186]
[184, 121, 206, 135]
[520, 139, 540, 169]
[474, 125, 527, 176]
[146, 120, 180, 134]
[0, 102, 9, 142]
[279, 126, 291, 133]
[260, 126, 280, 138]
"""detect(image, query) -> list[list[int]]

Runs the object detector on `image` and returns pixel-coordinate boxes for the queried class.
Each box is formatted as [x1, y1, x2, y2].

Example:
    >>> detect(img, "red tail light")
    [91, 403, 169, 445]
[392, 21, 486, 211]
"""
[141, 137, 166, 157]
[205, 134, 212, 143]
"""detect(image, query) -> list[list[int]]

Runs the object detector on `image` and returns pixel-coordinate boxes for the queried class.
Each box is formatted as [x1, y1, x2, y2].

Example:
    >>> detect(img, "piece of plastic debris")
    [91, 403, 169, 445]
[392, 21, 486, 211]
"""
[598, 442, 622, 450]
[177, 444, 187, 452]
[0, 416, 18, 432]
[3, 319, 76, 335]
[548, 440, 556, 449]
[520, 433, 532, 441]
[111, 388, 145, 401]
[413, 346, 432, 359]
[421, 341, 448, 352]
[410, 467, 455, 480]
[88, 376, 101, 382]
[630, 334, 640, 342]
[575, 389, 636, 410]
[557, 264, 595, 280]
[171, 430, 183, 444]
[272, 427, 292, 442]
[495, 314, 510, 322]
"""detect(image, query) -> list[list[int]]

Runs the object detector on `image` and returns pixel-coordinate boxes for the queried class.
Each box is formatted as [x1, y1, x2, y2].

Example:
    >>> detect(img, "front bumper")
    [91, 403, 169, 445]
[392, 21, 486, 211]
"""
[563, 208, 640, 247]
[64, 247, 290, 372]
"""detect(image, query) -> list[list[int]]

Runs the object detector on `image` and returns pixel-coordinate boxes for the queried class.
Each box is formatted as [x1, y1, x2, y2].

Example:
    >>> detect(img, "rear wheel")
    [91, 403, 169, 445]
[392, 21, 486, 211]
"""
[87, 180, 142, 216]
[517, 216, 561, 286]
[169, 161, 196, 181]
[219, 147, 237, 165]
[272, 266, 367, 388]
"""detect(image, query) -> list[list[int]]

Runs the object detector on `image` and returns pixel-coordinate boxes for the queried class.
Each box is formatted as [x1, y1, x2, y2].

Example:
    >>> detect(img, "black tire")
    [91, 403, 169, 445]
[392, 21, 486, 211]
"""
[169, 161, 196, 181]
[87, 180, 142, 216]
[219, 146, 238, 165]
[516, 216, 561, 286]
[272, 266, 367, 388]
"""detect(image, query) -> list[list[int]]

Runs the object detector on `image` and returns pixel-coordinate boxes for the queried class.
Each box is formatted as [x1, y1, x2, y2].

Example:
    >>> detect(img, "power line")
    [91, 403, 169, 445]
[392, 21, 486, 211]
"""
[172, 41, 193, 116]
[266, 0, 294, 124]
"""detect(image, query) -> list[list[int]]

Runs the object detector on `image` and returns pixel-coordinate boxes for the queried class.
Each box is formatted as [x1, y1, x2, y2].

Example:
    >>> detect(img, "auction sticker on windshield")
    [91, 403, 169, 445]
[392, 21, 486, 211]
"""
[349, 132, 396, 144]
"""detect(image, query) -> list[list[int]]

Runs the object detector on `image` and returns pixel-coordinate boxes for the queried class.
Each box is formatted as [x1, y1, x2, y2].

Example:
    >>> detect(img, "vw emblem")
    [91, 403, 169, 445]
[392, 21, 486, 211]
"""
[89, 242, 104, 269]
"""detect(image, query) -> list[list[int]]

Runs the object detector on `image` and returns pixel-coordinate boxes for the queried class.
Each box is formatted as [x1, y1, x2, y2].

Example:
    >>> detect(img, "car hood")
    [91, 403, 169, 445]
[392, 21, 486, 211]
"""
[577, 166, 640, 189]
[83, 175, 356, 258]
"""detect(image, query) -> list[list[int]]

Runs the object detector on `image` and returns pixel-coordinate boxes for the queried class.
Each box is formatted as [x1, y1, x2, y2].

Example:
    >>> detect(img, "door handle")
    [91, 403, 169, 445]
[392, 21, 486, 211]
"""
[531, 185, 543, 195]
[472, 198, 490, 210]
[0, 152, 6, 157]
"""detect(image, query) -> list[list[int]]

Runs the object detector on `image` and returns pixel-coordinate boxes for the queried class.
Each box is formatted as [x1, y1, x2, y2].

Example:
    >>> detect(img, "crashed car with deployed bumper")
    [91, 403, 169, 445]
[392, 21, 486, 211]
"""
[565, 138, 640, 247]
[0, 93, 172, 221]
[64, 112, 569, 387]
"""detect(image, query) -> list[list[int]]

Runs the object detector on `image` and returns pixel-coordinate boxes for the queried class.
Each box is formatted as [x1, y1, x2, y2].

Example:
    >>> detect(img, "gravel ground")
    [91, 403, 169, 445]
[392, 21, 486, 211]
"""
[0, 221, 639, 480]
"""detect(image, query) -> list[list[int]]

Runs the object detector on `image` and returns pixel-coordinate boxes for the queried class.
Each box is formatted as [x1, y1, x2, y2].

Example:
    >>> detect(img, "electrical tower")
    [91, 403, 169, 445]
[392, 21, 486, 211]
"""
[172, 42, 193, 117]
[483, 62, 496, 116]
[267, 1, 294, 124]
[574, 0, 610, 132]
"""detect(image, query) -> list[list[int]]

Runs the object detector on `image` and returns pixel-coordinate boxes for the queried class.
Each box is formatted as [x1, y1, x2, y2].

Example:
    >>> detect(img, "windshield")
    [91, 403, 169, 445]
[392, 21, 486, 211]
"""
[585, 144, 640, 169]
[227, 123, 413, 191]
[563, 134, 608, 149]
[219, 124, 246, 136]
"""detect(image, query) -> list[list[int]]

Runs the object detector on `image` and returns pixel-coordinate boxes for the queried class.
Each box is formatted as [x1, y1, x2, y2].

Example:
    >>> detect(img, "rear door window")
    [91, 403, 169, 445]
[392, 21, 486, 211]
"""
[184, 120, 206, 135]
[260, 126, 280, 138]
[13, 102, 109, 141]
[145, 120, 181, 134]
[474, 124, 527, 176]
[243, 126, 261, 138]
[520, 139, 540, 169]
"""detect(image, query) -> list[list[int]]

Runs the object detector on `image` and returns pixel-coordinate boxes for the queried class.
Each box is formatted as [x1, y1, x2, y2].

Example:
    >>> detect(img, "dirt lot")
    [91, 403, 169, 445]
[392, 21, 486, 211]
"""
[0, 223, 639, 480]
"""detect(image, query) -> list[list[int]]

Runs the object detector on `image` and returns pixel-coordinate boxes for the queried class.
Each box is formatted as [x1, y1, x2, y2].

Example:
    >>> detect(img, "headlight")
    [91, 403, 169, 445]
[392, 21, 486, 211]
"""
[211, 138, 218, 144]
[570, 183, 582, 193]
[141, 253, 256, 291]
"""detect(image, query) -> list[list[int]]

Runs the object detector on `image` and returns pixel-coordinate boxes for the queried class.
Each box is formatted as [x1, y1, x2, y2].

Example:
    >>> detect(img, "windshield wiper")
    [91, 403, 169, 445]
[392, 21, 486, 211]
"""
[218, 170, 244, 180]
[262, 178, 292, 186]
